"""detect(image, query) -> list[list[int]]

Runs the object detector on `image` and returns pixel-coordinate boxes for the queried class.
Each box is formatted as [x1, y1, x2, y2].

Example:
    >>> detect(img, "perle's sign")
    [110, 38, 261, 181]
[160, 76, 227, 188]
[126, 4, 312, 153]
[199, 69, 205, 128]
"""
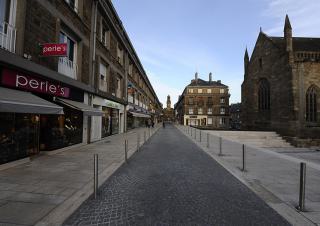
[1, 68, 70, 97]
[40, 43, 67, 57]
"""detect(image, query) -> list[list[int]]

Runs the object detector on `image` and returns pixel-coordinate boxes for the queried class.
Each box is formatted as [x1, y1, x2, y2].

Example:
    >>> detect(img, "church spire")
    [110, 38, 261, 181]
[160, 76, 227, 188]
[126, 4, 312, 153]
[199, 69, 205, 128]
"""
[284, 14, 292, 31]
[244, 47, 249, 76]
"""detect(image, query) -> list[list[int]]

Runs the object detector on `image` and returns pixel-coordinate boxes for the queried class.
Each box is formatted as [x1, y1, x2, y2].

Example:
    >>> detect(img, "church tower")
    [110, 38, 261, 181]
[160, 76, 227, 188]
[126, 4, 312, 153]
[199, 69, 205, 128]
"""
[166, 95, 171, 109]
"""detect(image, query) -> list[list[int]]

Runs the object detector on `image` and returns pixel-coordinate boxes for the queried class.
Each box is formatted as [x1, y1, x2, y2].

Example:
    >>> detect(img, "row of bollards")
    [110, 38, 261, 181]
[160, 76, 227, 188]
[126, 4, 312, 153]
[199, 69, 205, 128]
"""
[183, 125, 307, 212]
[93, 126, 160, 199]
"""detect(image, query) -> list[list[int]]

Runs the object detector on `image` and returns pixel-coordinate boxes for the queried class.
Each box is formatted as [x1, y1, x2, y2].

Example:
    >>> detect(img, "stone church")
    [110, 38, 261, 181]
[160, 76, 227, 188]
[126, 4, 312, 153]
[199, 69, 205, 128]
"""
[163, 95, 175, 122]
[241, 15, 320, 146]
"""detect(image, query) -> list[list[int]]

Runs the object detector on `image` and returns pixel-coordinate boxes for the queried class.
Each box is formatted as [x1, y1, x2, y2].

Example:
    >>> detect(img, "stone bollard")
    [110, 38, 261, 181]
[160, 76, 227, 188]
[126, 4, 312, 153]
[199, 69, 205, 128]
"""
[242, 144, 246, 172]
[297, 162, 307, 211]
[207, 133, 209, 148]
[137, 133, 140, 152]
[125, 140, 128, 163]
[218, 137, 222, 156]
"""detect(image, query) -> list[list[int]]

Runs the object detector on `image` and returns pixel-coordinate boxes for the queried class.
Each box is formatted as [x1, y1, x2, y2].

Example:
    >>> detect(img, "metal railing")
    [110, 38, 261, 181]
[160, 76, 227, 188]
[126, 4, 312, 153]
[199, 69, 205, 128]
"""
[58, 57, 77, 79]
[0, 21, 16, 53]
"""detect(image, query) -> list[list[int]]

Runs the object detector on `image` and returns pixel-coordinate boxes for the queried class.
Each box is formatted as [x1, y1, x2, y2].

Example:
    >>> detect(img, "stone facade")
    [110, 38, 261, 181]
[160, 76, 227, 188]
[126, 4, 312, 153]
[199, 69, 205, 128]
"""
[241, 15, 320, 146]
[175, 73, 230, 129]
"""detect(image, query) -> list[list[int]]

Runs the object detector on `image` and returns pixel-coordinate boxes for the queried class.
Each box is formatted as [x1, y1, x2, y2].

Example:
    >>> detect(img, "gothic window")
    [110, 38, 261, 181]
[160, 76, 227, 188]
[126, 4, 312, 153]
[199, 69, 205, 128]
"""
[258, 79, 270, 110]
[306, 86, 318, 122]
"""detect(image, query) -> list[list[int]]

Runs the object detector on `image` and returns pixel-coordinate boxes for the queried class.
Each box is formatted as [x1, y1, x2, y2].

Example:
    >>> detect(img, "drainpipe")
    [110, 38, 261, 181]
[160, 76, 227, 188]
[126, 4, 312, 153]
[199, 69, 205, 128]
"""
[87, 0, 98, 144]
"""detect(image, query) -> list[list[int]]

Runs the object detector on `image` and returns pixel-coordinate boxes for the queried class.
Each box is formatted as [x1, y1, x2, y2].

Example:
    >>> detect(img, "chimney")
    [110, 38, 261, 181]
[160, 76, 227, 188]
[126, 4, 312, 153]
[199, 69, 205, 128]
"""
[209, 72, 212, 82]
[195, 72, 198, 83]
[217, 80, 221, 83]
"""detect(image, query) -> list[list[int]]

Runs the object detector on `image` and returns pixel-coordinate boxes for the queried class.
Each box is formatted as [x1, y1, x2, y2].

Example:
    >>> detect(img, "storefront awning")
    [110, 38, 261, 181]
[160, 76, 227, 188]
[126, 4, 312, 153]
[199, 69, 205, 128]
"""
[129, 111, 151, 118]
[0, 87, 64, 114]
[56, 98, 103, 116]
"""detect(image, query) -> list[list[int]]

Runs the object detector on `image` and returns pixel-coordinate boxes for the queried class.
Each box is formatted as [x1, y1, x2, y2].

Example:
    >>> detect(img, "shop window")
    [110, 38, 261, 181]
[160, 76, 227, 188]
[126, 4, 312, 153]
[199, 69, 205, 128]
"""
[102, 107, 119, 137]
[59, 31, 77, 79]
[99, 62, 108, 92]
[306, 85, 318, 122]
[101, 19, 110, 49]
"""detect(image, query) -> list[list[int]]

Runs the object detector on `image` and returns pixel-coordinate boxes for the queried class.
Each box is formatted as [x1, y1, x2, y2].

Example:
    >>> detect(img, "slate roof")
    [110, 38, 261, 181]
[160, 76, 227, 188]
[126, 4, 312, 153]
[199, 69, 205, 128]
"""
[187, 78, 228, 87]
[269, 36, 320, 52]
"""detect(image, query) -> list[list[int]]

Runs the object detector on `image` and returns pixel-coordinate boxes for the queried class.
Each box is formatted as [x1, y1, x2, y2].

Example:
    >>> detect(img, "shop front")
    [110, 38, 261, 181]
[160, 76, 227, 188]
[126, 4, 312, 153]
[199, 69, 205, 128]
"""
[0, 67, 102, 164]
[127, 104, 151, 130]
[91, 96, 124, 142]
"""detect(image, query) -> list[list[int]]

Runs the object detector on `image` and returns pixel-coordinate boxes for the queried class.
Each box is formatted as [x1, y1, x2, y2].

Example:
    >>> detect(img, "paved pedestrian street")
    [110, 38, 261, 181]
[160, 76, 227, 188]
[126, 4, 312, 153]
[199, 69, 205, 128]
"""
[64, 124, 290, 226]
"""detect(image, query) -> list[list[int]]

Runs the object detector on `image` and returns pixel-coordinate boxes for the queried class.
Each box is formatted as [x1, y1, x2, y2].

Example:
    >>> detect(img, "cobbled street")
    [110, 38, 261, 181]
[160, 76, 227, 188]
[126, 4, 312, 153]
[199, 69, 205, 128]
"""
[64, 124, 290, 226]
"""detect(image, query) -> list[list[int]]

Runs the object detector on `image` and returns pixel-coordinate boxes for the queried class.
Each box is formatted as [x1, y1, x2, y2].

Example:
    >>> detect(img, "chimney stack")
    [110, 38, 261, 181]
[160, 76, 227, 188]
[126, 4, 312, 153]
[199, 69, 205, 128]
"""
[209, 72, 212, 82]
[195, 72, 198, 83]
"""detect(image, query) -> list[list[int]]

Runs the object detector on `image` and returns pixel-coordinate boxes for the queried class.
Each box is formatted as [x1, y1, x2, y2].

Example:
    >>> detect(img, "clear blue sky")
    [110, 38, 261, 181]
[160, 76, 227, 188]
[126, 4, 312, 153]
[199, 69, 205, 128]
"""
[113, 0, 320, 105]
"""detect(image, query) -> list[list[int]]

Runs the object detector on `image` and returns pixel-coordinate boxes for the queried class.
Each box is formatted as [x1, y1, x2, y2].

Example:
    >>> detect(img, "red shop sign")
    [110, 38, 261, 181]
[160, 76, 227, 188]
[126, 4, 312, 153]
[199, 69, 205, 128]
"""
[40, 43, 67, 57]
[1, 68, 70, 98]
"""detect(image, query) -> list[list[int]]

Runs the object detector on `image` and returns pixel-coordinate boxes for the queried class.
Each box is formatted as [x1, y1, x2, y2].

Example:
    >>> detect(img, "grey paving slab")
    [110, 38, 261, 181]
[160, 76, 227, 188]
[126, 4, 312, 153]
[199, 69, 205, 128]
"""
[64, 125, 290, 226]
[0, 202, 55, 225]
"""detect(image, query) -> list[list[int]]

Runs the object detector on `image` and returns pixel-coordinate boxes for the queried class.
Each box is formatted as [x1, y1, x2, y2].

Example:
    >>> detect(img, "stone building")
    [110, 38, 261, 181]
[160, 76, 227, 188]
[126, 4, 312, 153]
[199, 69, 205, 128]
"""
[175, 73, 230, 129]
[0, 0, 161, 165]
[163, 95, 175, 122]
[241, 15, 320, 146]
[230, 103, 241, 130]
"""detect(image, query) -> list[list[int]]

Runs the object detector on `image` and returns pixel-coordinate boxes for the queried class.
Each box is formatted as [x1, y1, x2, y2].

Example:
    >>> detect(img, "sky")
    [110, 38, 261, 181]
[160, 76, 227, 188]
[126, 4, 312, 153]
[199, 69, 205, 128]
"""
[112, 0, 320, 106]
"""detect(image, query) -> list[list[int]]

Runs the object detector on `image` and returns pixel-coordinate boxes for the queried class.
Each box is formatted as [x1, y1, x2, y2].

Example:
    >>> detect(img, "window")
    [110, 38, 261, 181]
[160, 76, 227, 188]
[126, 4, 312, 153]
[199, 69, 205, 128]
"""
[65, 0, 78, 13]
[116, 77, 121, 98]
[208, 118, 213, 125]
[258, 79, 270, 110]
[207, 89, 211, 93]
[306, 85, 318, 122]
[117, 44, 124, 65]
[207, 108, 212, 114]
[198, 108, 203, 114]
[219, 118, 226, 125]
[58, 31, 77, 79]
[220, 107, 225, 114]
[99, 62, 108, 92]
[220, 97, 225, 104]
[259, 58, 263, 69]
[128, 63, 133, 76]
[188, 97, 193, 105]
[220, 89, 225, 94]
[198, 89, 202, 93]
[100, 19, 110, 49]
[189, 88, 193, 93]
[0, 0, 17, 53]
[189, 107, 193, 114]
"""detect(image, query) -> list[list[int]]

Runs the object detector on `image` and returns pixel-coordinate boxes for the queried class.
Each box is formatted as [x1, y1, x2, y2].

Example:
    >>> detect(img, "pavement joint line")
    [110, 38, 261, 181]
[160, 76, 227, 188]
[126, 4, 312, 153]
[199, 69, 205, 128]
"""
[176, 125, 317, 226]
[34, 126, 162, 226]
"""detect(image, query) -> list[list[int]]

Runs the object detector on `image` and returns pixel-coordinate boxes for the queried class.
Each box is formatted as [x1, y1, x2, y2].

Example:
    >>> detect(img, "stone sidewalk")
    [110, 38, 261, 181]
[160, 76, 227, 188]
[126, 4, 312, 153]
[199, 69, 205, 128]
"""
[0, 125, 160, 226]
[178, 125, 320, 226]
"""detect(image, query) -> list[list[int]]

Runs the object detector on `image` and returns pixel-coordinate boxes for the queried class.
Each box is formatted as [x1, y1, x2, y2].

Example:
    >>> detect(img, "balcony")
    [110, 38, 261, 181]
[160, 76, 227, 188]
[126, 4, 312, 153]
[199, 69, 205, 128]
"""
[58, 57, 77, 79]
[0, 22, 16, 53]
[99, 79, 108, 92]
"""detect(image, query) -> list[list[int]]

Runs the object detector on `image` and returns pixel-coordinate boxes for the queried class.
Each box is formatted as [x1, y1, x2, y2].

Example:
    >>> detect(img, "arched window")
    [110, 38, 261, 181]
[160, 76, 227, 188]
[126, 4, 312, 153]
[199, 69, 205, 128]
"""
[306, 86, 318, 122]
[258, 79, 270, 110]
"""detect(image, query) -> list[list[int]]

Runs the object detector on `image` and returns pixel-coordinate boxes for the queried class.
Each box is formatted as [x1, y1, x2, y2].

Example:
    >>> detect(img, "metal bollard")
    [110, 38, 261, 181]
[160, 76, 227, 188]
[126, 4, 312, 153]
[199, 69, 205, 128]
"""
[94, 154, 98, 199]
[298, 162, 306, 211]
[125, 140, 128, 163]
[195, 129, 197, 140]
[219, 137, 222, 156]
[207, 133, 209, 148]
[144, 131, 146, 142]
[242, 144, 246, 172]
[137, 133, 140, 152]
[200, 130, 202, 142]
[148, 128, 151, 138]
[191, 128, 192, 137]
